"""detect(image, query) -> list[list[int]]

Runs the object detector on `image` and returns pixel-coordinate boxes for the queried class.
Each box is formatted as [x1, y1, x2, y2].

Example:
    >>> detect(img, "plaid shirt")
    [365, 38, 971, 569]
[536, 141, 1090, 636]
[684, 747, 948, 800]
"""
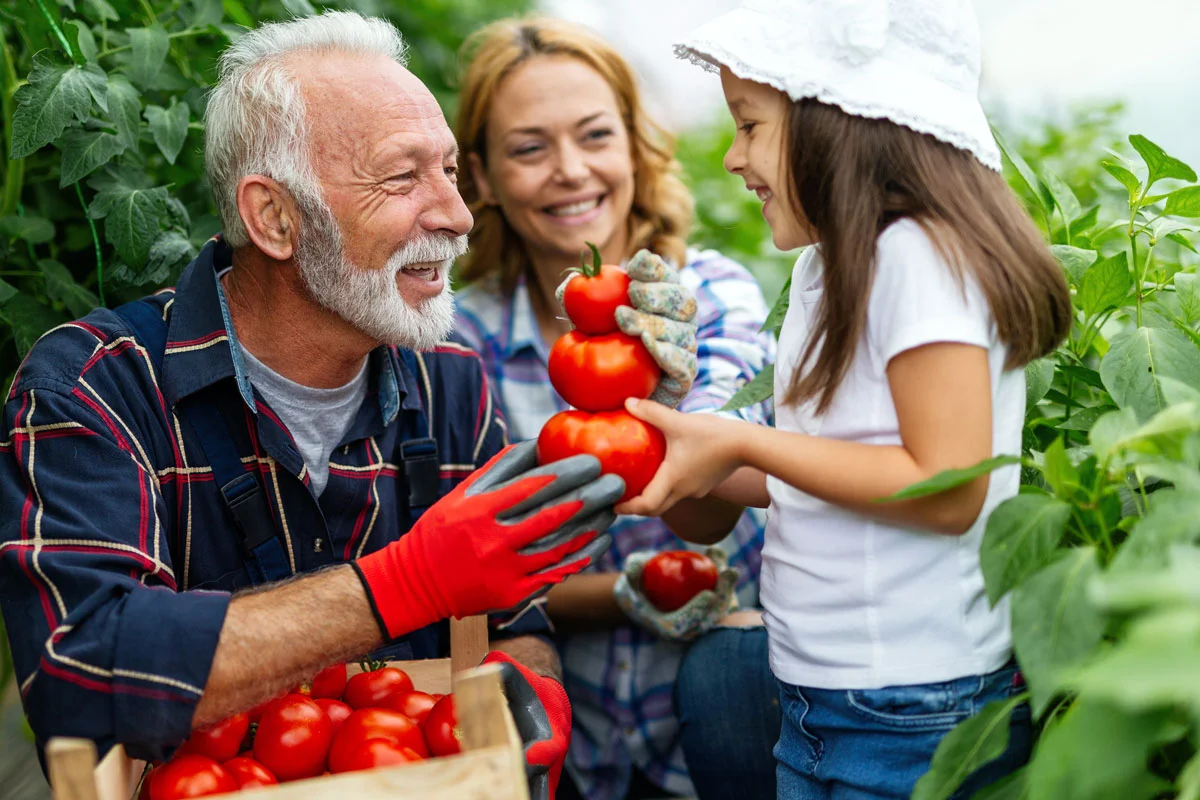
[0, 239, 541, 764]
[455, 249, 775, 799]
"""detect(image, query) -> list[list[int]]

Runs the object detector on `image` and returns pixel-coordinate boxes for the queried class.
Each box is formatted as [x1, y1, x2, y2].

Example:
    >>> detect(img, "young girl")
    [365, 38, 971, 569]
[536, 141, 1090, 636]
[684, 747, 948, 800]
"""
[618, 1, 1072, 797]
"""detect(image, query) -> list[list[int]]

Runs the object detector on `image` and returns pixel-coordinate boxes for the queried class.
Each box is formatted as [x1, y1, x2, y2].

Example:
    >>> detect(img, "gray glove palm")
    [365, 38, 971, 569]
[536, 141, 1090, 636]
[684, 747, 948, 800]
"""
[613, 546, 739, 641]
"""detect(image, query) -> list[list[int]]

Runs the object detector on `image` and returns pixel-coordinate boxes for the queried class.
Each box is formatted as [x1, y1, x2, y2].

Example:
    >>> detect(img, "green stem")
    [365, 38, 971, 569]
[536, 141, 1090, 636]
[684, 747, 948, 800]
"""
[0, 22, 24, 217]
[75, 182, 104, 306]
[97, 27, 208, 58]
[31, 0, 81, 65]
[0, 271, 43, 277]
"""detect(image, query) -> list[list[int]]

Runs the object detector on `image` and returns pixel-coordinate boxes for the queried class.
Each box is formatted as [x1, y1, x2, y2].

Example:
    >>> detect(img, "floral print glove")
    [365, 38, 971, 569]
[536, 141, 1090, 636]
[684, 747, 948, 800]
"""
[612, 546, 739, 641]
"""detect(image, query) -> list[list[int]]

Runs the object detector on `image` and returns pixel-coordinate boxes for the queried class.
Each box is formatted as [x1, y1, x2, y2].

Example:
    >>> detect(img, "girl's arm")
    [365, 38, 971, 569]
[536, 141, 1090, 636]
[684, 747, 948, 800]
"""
[544, 574, 626, 631]
[618, 342, 993, 535]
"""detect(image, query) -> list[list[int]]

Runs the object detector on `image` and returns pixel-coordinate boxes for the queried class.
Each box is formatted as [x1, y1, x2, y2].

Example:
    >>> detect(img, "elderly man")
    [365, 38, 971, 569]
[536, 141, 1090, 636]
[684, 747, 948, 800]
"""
[0, 12, 629, 797]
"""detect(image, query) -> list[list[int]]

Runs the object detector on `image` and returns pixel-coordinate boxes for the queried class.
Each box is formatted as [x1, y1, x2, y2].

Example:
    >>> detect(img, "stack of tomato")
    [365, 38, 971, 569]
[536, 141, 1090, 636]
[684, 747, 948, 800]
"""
[142, 663, 462, 799]
[538, 245, 667, 501]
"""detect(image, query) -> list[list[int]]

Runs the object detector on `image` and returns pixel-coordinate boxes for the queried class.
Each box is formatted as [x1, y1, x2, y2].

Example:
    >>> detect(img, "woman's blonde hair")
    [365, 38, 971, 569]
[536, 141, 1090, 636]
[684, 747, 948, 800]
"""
[454, 16, 693, 294]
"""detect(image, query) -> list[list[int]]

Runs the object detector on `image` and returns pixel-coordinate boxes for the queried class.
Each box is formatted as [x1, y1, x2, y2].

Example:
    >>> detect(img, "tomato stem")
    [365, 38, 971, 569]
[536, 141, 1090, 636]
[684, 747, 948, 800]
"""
[578, 241, 602, 278]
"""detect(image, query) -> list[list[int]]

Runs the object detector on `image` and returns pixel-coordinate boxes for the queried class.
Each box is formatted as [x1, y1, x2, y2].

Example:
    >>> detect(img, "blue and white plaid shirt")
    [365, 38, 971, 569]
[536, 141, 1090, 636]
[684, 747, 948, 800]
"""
[455, 249, 775, 799]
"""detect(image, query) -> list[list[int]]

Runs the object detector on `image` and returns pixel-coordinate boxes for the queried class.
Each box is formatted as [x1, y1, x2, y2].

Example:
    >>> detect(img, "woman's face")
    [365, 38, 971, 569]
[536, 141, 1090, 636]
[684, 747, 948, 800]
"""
[471, 55, 635, 266]
[719, 67, 815, 251]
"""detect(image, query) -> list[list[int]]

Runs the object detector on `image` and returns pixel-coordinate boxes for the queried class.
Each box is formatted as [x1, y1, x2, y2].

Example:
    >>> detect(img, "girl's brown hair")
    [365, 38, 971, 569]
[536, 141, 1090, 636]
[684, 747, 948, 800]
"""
[454, 16, 693, 294]
[783, 99, 1071, 413]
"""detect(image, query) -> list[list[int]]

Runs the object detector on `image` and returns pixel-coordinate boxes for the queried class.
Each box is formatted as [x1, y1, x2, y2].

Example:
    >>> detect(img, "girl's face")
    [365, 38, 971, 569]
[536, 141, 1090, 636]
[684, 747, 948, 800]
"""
[470, 55, 635, 266]
[720, 67, 815, 251]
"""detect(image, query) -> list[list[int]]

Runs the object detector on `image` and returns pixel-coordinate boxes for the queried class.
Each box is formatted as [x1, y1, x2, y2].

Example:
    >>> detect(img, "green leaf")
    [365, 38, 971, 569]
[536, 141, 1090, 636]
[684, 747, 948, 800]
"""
[0, 279, 17, 305]
[57, 129, 126, 187]
[1174, 273, 1200, 324]
[1025, 699, 1174, 800]
[1049, 245, 1097, 286]
[880, 455, 1022, 501]
[1100, 327, 1200, 422]
[126, 26, 171, 89]
[1168, 232, 1199, 254]
[144, 98, 190, 164]
[1129, 134, 1197, 188]
[720, 365, 774, 412]
[911, 694, 1025, 800]
[1089, 408, 1140, 462]
[970, 770, 1025, 800]
[0, 215, 56, 243]
[1077, 252, 1131, 317]
[105, 75, 141, 151]
[994, 128, 1053, 214]
[1057, 364, 1105, 390]
[1101, 160, 1140, 201]
[761, 276, 790, 334]
[88, 170, 170, 267]
[0, 293, 69, 355]
[83, 0, 119, 21]
[1056, 406, 1110, 433]
[980, 492, 1071, 606]
[1044, 171, 1082, 232]
[281, 0, 317, 14]
[1096, 539, 1200, 610]
[1041, 437, 1078, 496]
[10, 53, 107, 158]
[143, 230, 197, 284]
[1010, 547, 1104, 716]
[189, 0, 224, 26]
[39, 259, 99, 318]
[1166, 186, 1200, 218]
[1025, 358, 1055, 410]
[68, 20, 98, 65]
[1110, 489, 1200, 573]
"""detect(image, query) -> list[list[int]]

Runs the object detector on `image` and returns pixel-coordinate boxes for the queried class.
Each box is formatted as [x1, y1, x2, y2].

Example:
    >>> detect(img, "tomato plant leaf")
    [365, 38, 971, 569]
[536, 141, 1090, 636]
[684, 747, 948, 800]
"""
[980, 492, 1071, 606]
[1040, 437, 1078, 497]
[969, 770, 1025, 800]
[760, 275, 790, 334]
[144, 98, 190, 164]
[1174, 273, 1200, 325]
[911, 694, 1025, 800]
[189, 0, 225, 27]
[82, 0, 119, 22]
[0, 293, 69, 355]
[144, 230, 198, 284]
[1011, 547, 1103, 717]
[994, 128, 1053, 215]
[1025, 358, 1055, 410]
[1100, 327, 1200, 422]
[11, 53, 106, 158]
[58, 129, 126, 187]
[0, 279, 17, 306]
[1088, 408, 1140, 463]
[105, 75, 142, 151]
[1044, 171, 1082, 238]
[1049, 245, 1096, 286]
[0, 216, 56, 244]
[1101, 159, 1140, 202]
[880, 455, 1022, 501]
[39, 259, 99, 318]
[126, 25, 171, 89]
[720, 364, 773, 412]
[1129, 134, 1197, 189]
[1169, 232, 1199, 254]
[1056, 406, 1110, 432]
[68, 20, 98, 66]
[1165, 186, 1200, 218]
[1077, 252, 1131, 317]
[88, 171, 171, 267]
[281, 0, 317, 15]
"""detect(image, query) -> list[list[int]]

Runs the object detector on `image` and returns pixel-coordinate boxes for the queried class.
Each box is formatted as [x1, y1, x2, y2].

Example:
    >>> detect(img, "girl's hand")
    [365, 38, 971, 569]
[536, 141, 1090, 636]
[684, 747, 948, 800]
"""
[615, 398, 747, 517]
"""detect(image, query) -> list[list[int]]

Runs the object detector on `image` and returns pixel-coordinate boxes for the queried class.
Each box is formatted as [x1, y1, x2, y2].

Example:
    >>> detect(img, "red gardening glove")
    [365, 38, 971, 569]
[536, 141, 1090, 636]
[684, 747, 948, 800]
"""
[483, 651, 571, 800]
[354, 441, 622, 639]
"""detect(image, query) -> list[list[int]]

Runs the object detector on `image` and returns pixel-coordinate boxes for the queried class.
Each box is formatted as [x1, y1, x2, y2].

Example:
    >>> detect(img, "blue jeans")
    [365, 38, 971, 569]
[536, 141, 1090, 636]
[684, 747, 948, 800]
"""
[676, 626, 781, 800]
[775, 661, 1032, 800]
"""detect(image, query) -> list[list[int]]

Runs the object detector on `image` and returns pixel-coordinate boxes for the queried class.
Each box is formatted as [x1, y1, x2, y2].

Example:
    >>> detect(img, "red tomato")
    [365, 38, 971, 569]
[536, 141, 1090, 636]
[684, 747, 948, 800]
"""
[562, 245, 630, 335]
[381, 690, 438, 725]
[147, 755, 237, 800]
[343, 667, 414, 709]
[537, 409, 666, 502]
[314, 697, 353, 734]
[222, 756, 277, 789]
[422, 695, 462, 757]
[245, 698, 275, 724]
[252, 693, 333, 782]
[336, 739, 424, 773]
[177, 713, 248, 763]
[642, 551, 719, 612]
[329, 708, 430, 773]
[309, 663, 348, 699]
[548, 330, 659, 412]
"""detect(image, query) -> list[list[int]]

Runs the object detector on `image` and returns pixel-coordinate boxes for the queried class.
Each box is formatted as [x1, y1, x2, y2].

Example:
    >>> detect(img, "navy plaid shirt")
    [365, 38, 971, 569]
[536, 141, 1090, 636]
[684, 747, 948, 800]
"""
[0, 239, 537, 763]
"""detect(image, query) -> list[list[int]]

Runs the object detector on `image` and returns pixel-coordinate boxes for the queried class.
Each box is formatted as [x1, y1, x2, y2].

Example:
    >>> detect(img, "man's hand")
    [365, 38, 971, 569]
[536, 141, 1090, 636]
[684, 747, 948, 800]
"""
[613, 546, 739, 641]
[354, 441, 623, 639]
[482, 651, 571, 800]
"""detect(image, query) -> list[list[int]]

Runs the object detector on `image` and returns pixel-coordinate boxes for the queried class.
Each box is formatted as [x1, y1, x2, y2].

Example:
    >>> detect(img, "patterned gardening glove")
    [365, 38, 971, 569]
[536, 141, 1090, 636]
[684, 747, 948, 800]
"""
[613, 546, 739, 641]
[482, 651, 571, 800]
[556, 249, 699, 408]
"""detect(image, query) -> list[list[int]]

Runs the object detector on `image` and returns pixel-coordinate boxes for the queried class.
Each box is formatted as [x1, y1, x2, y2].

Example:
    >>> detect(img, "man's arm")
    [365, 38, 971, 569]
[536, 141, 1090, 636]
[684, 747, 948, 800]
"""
[489, 634, 563, 683]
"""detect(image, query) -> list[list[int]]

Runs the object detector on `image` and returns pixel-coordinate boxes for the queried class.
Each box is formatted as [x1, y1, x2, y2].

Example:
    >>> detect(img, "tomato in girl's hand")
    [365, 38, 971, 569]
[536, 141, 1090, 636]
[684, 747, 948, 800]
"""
[562, 243, 631, 335]
[252, 694, 333, 782]
[328, 708, 430, 773]
[422, 695, 462, 757]
[381, 690, 438, 725]
[147, 755, 237, 800]
[343, 666, 414, 709]
[336, 739, 424, 773]
[222, 755, 277, 789]
[641, 551, 719, 612]
[308, 662, 348, 699]
[537, 409, 666, 502]
[177, 713, 249, 762]
[314, 697, 353, 734]
[548, 331, 659, 413]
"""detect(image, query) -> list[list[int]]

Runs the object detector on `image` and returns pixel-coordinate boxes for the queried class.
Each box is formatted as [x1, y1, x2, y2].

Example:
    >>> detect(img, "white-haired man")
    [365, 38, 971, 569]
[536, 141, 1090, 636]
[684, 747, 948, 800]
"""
[0, 12, 627, 798]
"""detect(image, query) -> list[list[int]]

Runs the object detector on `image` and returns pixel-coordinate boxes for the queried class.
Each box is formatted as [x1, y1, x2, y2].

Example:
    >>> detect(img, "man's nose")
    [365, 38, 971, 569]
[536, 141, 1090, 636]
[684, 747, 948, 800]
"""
[422, 176, 474, 237]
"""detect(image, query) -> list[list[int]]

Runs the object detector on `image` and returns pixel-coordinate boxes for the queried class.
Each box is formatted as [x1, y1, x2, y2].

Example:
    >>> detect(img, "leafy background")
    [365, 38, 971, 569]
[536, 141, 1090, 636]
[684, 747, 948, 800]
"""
[5, 0, 1200, 797]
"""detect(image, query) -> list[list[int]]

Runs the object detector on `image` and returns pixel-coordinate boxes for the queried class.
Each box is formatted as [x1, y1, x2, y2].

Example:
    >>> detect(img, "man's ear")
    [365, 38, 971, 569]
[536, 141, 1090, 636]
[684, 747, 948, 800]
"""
[236, 175, 298, 261]
[467, 152, 497, 206]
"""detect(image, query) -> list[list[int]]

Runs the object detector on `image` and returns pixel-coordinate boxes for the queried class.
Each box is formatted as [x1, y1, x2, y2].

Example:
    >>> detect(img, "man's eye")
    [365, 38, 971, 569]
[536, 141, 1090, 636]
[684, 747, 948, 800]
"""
[389, 172, 415, 182]
[444, 165, 459, 181]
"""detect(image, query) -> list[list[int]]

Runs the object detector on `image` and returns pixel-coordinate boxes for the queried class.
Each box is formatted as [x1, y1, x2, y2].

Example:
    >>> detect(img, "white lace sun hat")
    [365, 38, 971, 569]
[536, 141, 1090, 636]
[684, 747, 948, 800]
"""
[674, 0, 1001, 171]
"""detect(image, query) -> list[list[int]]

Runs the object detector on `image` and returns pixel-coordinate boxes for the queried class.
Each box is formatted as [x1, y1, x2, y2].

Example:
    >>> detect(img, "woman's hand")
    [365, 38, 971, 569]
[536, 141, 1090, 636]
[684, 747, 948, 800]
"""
[613, 546, 739, 641]
[615, 398, 748, 517]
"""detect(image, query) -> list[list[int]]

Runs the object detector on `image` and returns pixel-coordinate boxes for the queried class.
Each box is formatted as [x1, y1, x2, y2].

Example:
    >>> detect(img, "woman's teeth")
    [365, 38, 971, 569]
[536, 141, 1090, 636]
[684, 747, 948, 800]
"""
[547, 197, 602, 217]
[756, 188, 773, 202]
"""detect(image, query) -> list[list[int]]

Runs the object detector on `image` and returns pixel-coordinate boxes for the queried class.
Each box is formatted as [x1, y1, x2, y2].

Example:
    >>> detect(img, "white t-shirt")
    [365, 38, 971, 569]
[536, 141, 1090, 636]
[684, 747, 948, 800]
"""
[762, 218, 1022, 690]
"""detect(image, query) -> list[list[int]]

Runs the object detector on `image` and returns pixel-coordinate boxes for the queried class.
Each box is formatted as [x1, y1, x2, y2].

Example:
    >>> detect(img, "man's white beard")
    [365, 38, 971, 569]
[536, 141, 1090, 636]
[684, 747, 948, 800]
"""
[294, 197, 466, 351]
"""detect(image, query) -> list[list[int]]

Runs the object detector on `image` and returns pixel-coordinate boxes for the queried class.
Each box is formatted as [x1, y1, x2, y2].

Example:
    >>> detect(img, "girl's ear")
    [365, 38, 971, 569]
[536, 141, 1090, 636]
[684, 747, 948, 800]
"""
[467, 152, 497, 206]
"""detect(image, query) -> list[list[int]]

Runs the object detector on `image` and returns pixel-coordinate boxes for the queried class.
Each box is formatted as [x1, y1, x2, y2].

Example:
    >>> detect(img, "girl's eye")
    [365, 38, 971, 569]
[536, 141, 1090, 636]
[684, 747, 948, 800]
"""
[739, 121, 758, 135]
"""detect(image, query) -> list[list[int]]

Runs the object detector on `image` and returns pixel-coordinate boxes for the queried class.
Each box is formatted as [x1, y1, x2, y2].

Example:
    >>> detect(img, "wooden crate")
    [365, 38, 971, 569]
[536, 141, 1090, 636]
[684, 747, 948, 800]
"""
[45, 617, 529, 800]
